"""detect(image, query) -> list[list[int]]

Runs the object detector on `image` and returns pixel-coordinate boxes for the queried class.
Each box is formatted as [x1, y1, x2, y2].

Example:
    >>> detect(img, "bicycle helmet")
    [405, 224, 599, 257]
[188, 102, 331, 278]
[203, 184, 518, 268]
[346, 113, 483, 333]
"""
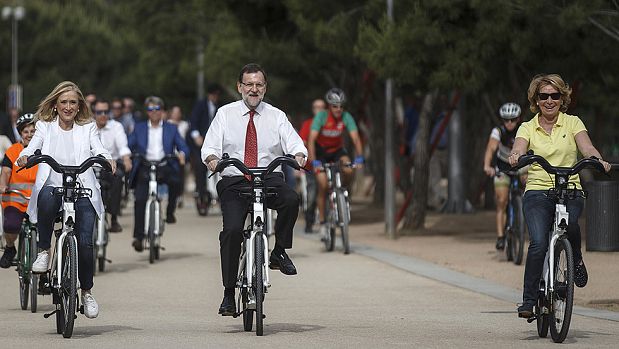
[325, 88, 346, 106]
[16, 113, 35, 133]
[499, 102, 521, 120]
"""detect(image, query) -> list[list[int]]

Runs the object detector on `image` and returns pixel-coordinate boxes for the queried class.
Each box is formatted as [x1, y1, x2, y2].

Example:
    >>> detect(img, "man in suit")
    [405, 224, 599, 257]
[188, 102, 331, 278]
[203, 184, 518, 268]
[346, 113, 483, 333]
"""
[128, 96, 189, 252]
[189, 83, 222, 215]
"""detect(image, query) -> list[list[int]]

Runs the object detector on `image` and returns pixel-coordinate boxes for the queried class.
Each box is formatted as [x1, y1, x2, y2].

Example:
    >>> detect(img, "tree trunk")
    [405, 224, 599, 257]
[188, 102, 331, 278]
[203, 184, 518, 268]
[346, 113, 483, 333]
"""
[400, 90, 436, 233]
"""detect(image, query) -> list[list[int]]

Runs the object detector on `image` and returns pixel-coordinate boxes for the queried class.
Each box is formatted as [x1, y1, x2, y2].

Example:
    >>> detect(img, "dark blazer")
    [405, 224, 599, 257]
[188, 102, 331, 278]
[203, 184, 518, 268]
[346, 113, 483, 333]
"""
[188, 98, 217, 150]
[127, 120, 190, 187]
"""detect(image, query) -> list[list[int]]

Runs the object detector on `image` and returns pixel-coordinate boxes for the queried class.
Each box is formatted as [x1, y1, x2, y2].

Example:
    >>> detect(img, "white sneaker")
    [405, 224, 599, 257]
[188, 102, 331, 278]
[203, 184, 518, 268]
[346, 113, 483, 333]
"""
[32, 251, 49, 273]
[319, 224, 328, 242]
[82, 291, 99, 319]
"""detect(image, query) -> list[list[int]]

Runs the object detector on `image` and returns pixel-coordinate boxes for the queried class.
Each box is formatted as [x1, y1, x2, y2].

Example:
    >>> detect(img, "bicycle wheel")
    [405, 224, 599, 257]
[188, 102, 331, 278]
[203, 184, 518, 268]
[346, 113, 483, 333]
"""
[59, 236, 78, 338]
[512, 195, 525, 265]
[549, 238, 574, 343]
[29, 229, 38, 313]
[18, 232, 29, 311]
[241, 287, 253, 331]
[254, 233, 264, 336]
[536, 294, 549, 338]
[148, 202, 157, 264]
[324, 198, 336, 252]
[336, 190, 350, 254]
[98, 243, 107, 273]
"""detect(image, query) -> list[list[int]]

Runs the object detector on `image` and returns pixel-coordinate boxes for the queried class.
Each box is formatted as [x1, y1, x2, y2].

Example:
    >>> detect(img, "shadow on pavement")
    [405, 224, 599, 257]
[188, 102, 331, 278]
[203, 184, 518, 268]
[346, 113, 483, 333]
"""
[226, 322, 324, 335]
[157, 252, 203, 262]
[105, 262, 149, 274]
[55, 325, 142, 339]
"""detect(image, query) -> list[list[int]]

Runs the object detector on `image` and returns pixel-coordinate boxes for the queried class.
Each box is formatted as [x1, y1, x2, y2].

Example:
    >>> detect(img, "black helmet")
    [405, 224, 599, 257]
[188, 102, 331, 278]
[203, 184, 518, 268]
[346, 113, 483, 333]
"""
[16, 113, 35, 133]
[325, 88, 346, 106]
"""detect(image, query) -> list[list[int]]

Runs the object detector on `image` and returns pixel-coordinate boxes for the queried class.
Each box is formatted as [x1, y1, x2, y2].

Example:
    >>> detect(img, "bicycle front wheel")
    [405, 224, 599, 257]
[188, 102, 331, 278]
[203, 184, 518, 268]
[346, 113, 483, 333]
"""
[148, 202, 157, 264]
[549, 238, 574, 343]
[29, 230, 38, 313]
[60, 236, 78, 338]
[18, 232, 29, 311]
[336, 190, 350, 254]
[512, 195, 525, 265]
[254, 234, 264, 336]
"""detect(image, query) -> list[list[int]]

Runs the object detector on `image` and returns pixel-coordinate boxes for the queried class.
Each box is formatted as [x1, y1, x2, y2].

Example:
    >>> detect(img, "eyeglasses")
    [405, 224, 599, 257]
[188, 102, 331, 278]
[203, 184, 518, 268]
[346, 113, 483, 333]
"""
[146, 105, 162, 112]
[240, 82, 266, 89]
[538, 92, 561, 101]
[503, 119, 518, 124]
[330, 105, 343, 110]
[112, 106, 122, 110]
[94, 110, 109, 115]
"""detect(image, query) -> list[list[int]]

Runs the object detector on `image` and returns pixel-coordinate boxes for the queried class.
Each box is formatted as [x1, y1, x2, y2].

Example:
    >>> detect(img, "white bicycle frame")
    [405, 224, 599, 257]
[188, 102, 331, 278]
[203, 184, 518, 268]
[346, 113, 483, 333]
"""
[540, 202, 569, 299]
[143, 163, 162, 240]
[51, 199, 80, 290]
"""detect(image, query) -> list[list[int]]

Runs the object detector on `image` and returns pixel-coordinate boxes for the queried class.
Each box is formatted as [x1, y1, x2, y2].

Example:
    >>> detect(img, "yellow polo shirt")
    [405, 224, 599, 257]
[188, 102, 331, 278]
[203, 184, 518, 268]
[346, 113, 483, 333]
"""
[516, 112, 587, 192]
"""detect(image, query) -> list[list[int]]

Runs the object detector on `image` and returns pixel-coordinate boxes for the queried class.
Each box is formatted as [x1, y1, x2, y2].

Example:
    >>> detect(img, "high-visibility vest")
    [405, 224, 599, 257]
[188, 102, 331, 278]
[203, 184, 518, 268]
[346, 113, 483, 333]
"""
[2, 143, 37, 211]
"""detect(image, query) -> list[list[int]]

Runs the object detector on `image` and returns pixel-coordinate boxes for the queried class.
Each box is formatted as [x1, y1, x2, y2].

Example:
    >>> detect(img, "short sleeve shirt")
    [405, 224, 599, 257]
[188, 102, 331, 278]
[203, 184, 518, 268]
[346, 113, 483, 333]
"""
[516, 112, 587, 191]
[310, 110, 358, 152]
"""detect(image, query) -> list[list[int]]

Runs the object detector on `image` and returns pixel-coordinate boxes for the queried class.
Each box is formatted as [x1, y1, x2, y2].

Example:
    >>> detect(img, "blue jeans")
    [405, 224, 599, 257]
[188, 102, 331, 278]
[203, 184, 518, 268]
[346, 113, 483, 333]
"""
[522, 190, 584, 306]
[37, 186, 97, 290]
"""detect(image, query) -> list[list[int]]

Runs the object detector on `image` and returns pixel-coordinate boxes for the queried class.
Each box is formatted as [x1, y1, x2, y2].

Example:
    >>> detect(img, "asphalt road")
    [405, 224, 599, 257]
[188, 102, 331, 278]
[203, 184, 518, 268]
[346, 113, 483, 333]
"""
[0, 202, 617, 348]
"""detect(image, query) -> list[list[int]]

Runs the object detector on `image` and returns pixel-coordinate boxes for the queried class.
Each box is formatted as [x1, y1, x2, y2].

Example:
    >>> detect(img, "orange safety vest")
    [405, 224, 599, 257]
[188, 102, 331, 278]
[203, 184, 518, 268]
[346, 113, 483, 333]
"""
[2, 143, 37, 211]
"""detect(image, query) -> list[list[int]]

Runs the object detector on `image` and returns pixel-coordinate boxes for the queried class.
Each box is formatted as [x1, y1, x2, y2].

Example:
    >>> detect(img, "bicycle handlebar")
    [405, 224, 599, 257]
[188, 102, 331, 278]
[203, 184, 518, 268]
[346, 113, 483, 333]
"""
[513, 151, 605, 176]
[211, 153, 301, 178]
[19, 152, 112, 174]
[132, 153, 178, 167]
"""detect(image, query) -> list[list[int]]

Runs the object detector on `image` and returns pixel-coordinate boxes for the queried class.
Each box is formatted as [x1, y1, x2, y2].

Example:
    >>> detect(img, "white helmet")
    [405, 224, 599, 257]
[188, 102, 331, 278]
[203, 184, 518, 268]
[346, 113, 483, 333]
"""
[499, 102, 521, 120]
[325, 88, 346, 106]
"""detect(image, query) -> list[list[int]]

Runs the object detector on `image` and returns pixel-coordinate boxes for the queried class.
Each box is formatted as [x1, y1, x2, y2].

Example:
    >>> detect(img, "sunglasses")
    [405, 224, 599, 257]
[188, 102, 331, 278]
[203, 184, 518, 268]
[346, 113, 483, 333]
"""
[94, 110, 109, 115]
[504, 119, 518, 124]
[538, 92, 561, 101]
[146, 105, 162, 112]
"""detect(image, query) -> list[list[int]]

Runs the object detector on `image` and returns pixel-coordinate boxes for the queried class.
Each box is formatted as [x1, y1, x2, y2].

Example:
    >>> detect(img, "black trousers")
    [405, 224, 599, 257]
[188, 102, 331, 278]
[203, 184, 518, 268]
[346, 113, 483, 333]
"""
[100, 160, 125, 216]
[217, 174, 299, 288]
[133, 164, 182, 240]
[191, 151, 208, 198]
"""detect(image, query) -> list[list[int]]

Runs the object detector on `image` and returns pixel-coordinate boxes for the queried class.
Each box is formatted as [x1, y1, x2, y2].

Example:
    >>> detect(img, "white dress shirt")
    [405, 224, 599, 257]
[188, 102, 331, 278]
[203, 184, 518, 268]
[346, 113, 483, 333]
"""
[98, 119, 131, 160]
[146, 120, 165, 161]
[202, 100, 307, 177]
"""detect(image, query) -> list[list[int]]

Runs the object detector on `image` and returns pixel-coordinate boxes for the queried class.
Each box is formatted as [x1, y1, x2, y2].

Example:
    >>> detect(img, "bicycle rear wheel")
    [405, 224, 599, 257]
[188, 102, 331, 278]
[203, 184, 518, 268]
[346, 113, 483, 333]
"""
[336, 190, 350, 254]
[241, 287, 253, 331]
[18, 232, 29, 311]
[549, 238, 574, 343]
[511, 195, 525, 265]
[254, 234, 264, 336]
[59, 236, 78, 338]
[148, 202, 157, 264]
[29, 230, 38, 313]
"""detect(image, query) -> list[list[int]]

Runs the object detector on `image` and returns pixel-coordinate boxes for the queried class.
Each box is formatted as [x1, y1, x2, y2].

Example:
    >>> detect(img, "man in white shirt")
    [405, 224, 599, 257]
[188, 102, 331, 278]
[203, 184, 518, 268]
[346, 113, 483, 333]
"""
[93, 99, 132, 232]
[202, 63, 307, 316]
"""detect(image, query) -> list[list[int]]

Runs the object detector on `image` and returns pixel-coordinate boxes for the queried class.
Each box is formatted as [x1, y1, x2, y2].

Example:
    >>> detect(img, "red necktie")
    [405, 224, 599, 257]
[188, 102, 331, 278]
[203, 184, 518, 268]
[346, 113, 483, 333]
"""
[244, 110, 257, 180]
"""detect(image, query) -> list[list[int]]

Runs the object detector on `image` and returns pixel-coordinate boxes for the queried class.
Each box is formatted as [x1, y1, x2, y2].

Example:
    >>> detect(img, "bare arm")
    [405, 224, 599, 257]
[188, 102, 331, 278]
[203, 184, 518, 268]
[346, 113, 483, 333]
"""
[575, 130, 611, 172]
[508, 137, 529, 166]
[307, 130, 319, 163]
[483, 138, 499, 176]
[349, 130, 363, 158]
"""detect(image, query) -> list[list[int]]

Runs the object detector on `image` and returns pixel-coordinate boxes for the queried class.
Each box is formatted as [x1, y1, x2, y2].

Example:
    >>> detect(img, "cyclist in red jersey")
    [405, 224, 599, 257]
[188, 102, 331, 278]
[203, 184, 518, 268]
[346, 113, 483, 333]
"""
[307, 88, 364, 240]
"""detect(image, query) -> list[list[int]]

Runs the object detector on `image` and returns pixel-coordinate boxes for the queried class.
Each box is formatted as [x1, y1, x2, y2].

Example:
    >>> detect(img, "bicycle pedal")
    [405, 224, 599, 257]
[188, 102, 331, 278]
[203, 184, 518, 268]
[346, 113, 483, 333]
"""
[43, 309, 59, 318]
[526, 316, 537, 323]
[105, 258, 113, 263]
[160, 246, 166, 251]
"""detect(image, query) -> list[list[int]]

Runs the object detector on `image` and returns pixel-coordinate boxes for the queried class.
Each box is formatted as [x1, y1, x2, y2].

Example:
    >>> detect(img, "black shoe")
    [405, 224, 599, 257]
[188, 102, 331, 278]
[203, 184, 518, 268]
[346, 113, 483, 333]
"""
[109, 221, 123, 233]
[304, 225, 313, 233]
[0, 246, 17, 268]
[574, 260, 588, 288]
[517, 303, 534, 318]
[132, 239, 143, 252]
[218, 295, 236, 316]
[495, 237, 505, 250]
[166, 213, 176, 224]
[269, 250, 297, 275]
[38, 275, 51, 295]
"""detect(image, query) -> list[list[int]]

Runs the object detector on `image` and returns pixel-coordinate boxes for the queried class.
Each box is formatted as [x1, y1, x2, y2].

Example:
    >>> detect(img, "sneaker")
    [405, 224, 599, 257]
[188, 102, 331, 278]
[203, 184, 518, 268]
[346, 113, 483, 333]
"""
[319, 224, 328, 242]
[82, 291, 99, 318]
[517, 303, 534, 318]
[0, 245, 17, 268]
[574, 260, 588, 288]
[495, 237, 505, 250]
[269, 250, 297, 275]
[32, 251, 49, 273]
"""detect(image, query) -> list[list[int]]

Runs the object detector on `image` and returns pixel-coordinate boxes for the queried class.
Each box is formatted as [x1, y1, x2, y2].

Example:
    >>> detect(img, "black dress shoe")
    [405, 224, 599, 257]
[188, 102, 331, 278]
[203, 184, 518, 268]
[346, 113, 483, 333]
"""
[269, 250, 297, 275]
[218, 295, 236, 316]
[132, 239, 143, 252]
[166, 213, 176, 224]
[0, 246, 17, 269]
[517, 303, 534, 318]
[109, 221, 123, 233]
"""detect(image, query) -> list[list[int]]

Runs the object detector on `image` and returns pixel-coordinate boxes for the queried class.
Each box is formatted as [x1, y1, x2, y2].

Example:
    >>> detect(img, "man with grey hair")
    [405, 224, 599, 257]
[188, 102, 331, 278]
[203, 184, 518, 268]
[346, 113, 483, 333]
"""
[128, 96, 189, 252]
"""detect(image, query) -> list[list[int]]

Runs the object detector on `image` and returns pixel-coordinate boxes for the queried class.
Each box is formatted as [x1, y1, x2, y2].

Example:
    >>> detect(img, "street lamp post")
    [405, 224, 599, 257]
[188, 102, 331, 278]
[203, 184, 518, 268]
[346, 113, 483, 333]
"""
[2, 5, 25, 111]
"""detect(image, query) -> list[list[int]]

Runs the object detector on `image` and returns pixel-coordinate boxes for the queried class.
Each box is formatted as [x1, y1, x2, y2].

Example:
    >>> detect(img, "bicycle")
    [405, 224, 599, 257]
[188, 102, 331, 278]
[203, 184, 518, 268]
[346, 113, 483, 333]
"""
[134, 154, 176, 264]
[92, 166, 111, 274]
[320, 162, 352, 254]
[3, 189, 39, 312]
[498, 169, 526, 265]
[20, 152, 111, 338]
[513, 153, 606, 343]
[211, 153, 301, 336]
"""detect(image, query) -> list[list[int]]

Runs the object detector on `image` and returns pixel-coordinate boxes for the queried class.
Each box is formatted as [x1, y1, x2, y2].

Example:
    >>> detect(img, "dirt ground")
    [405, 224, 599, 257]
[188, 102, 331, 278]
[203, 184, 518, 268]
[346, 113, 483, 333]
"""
[338, 197, 619, 312]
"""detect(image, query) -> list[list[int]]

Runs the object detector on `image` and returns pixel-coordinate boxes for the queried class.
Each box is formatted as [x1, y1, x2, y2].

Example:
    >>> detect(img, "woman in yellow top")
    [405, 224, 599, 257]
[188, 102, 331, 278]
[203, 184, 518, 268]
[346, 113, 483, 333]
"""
[508, 74, 611, 318]
[0, 114, 38, 268]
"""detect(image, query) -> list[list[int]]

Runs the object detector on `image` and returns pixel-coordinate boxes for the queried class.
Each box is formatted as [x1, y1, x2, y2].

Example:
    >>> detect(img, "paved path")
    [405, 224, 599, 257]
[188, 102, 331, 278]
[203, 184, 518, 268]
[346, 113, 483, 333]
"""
[0, 202, 617, 348]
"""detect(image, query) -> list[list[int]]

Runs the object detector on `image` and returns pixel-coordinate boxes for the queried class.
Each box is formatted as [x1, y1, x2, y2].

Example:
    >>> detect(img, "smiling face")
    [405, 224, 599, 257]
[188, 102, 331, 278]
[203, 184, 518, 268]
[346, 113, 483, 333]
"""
[146, 103, 164, 124]
[537, 84, 562, 119]
[55, 91, 80, 124]
[94, 101, 110, 128]
[237, 72, 267, 109]
[20, 124, 35, 146]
